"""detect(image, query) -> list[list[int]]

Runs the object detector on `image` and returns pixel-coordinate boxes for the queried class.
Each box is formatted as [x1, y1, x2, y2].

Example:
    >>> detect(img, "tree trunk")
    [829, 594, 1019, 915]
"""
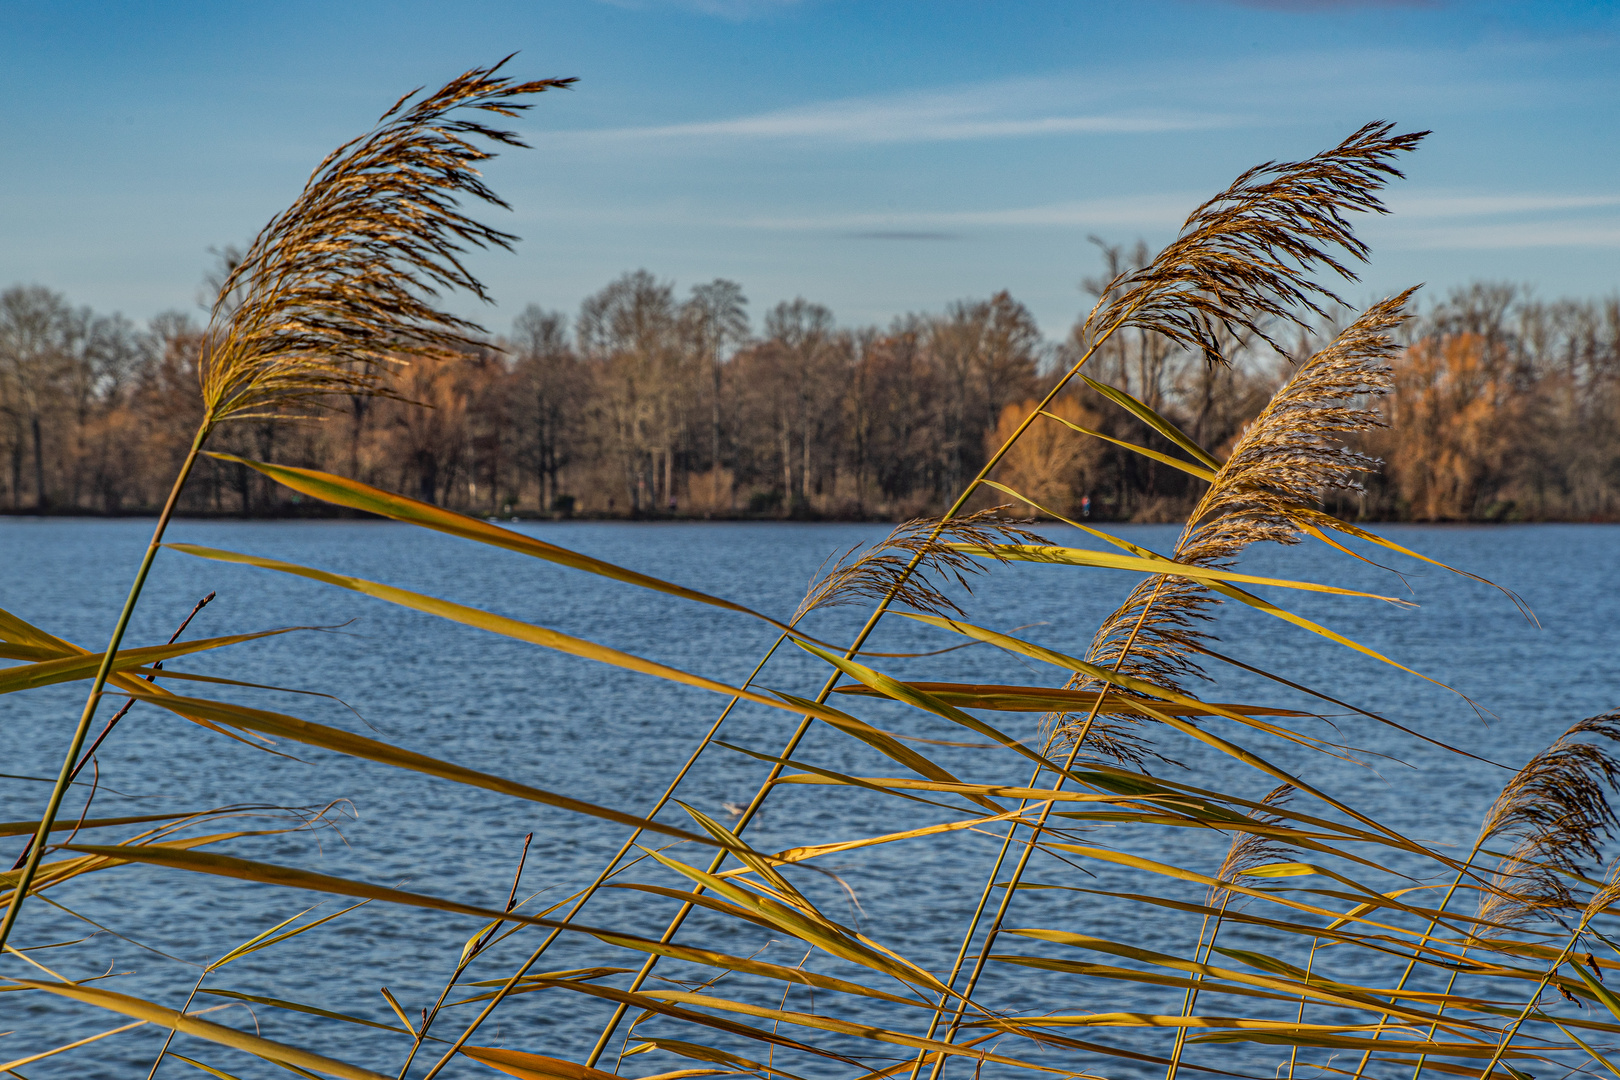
[31, 414, 47, 511]
[711, 363, 722, 508]
[780, 418, 792, 516]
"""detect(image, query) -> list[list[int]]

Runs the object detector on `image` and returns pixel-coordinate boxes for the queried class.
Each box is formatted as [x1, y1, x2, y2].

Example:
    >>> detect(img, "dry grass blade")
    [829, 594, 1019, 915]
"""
[1478, 712, 1620, 926]
[4, 979, 388, 1080]
[796, 507, 1046, 621]
[198, 58, 574, 426]
[1082, 121, 1426, 362]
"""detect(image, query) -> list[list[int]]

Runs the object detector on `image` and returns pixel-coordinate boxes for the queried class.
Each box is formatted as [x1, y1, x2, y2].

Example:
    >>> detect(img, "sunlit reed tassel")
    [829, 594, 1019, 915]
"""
[0, 58, 571, 954]
[1057, 288, 1416, 766]
[1351, 711, 1620, 1080]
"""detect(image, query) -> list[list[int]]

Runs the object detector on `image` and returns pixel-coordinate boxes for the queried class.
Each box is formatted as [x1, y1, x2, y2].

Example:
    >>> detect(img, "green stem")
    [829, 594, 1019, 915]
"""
[0, 428, 205, 956]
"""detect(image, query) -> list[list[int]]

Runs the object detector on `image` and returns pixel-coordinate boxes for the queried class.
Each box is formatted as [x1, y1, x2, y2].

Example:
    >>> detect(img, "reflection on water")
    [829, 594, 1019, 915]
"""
[2, 518, 1617, 1077]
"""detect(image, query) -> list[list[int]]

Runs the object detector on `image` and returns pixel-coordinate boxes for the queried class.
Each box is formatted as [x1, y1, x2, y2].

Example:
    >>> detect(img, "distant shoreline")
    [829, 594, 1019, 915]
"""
[4, 508, 1616, 525]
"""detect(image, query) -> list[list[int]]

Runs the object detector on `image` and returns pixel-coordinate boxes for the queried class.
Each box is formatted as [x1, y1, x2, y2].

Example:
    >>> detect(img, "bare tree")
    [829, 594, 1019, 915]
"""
[512, 305, 586, 512]
[683, 279, 749, 510]
[0, 286, 73, 510]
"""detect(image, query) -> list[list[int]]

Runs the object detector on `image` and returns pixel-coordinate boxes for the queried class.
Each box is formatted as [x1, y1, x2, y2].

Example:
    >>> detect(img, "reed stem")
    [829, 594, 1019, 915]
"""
[0, 428, 206, 955]
[420, 632, 795, 1079]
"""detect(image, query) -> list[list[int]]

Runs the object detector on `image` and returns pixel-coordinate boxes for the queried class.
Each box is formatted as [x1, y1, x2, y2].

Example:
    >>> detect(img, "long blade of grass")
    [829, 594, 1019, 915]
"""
[625, 1038, 813, 1080]
[0, 627, 307, 696]
[208, 454, 808, 633]
[458, 1046, 630, 1080]
[114, 689, 732, 849]
[830, 681, 1305, 717]
[637, 989, 1104, 1076]
[164, 545, 894, 737]
[800, 642, 1135, 780]
[947, 543, 1410, 604]
[635, 846, 951, 995]
[0, 1019, 148, 1072]
[3, 979, 388, 1080]
[1079, 374, 1223, 470]
[763, 689, 991, 804]
[1037, 410, 1217, 481]
[584, 934, 923, 1006]
[0, 812, 198, 838]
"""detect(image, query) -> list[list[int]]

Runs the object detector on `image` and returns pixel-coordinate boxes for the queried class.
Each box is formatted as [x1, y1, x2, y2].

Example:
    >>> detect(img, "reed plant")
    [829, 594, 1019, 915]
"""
[4, 61, 1618, 1080]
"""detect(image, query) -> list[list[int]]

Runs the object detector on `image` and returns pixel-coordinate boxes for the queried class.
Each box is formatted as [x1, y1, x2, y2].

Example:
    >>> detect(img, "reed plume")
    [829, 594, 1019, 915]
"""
[0, 58, 568, 957]
[1082, 121, 1426, 364]
[1477, 711, 1620, 927]
[199, 59, 574, 428]
[1057, 290, 1416, 760]
[1029, 126, 1426, 763]
[796, 508, 1047, 621]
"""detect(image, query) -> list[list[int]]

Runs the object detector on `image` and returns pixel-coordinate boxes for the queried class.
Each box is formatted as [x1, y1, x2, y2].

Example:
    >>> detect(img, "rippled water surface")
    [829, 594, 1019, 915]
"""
[2, 518, 1617, 1078]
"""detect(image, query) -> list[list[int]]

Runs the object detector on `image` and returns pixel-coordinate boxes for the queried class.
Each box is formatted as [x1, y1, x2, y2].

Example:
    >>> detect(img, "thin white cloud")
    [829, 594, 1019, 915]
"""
[544, 36, 1607, 150]
[1388, 192, 1620, 218]
[736, 194, 1197, 231]
[562, 74, 1240, 145]
[587, 107, 1233, 143]
[1368, 189, 1620, 249]
[528, 189, 1620, 243]
[1393, 221, 1620, 250]
[741, 190, 1620, 235]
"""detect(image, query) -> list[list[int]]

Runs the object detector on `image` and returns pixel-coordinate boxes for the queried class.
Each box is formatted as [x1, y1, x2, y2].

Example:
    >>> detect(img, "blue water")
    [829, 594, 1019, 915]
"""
[1, 519, 1617, 1079]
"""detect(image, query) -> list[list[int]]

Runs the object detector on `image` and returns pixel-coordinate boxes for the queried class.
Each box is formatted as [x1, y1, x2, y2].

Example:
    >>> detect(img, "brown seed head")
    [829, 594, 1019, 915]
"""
[1478, 712, 1620, 927]
[196, 58, 574, 428]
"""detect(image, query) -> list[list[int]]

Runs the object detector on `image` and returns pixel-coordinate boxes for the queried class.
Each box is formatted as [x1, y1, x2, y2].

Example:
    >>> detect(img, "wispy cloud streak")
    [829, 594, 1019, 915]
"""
[563, 75, 1238, 145]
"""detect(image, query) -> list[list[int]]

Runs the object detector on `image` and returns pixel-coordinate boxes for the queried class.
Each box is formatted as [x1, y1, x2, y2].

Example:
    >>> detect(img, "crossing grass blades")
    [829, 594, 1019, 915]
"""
[5, 58, 1619, 1080]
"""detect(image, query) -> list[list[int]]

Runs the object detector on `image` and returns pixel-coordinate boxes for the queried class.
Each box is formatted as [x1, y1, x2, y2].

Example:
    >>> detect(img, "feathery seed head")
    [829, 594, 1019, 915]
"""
[1209, 784, 1297, 909]
[196, 58, 574, 428]
[1080, 122, 1427, 365]
[797, 508, 1048, 622]
[1076, 290, 1417, 704]
[1479, 712, 1620, 927]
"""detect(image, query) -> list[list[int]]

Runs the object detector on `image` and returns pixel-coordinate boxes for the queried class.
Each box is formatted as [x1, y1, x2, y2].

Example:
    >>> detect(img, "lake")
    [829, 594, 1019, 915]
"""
[2, 518, 1618, 1079]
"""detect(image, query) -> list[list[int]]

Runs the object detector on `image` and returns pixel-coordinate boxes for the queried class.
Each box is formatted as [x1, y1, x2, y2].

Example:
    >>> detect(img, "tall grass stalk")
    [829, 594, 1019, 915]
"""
[0, 432, 204, 952]
[570, 301, 1149, 1071]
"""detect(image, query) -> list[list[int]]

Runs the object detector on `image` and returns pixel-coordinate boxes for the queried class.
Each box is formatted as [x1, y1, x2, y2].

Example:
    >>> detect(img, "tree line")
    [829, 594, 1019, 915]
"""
[2, 258, 1618, 522]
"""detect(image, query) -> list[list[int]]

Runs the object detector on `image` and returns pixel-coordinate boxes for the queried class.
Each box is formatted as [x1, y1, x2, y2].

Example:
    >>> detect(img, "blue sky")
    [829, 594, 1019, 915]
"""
[1, 0, 1616, 340]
